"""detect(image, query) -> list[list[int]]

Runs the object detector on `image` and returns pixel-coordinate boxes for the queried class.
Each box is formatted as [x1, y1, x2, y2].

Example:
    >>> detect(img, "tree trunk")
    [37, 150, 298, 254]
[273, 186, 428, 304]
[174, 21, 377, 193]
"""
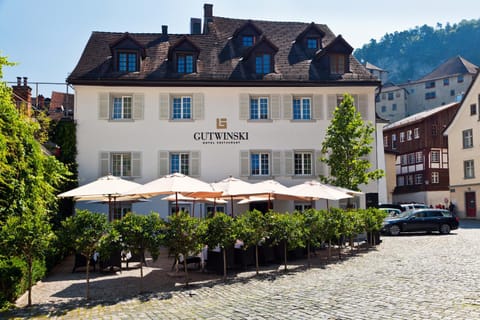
[328, 239, 332, 260]
[283, 240, 287, 271]
[139, 261, 144, 293]
[27, 256, 32, 306]
[183, 256, 189, 287]
[255, 245, 259, 276]
[223, 248, 227, 281]
[86, 255, 91, 300]
[307, 241, 311, 268]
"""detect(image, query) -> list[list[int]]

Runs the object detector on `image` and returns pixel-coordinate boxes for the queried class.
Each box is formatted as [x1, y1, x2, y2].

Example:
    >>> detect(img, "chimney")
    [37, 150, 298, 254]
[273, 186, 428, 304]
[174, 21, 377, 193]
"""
[23, 77, 28, 86]
[190, 18, 202, 35]
[16, 77, 21, 86]
[203, 3, 213, 34]
[12, 76, 32, 116]
[162, 25, 168, 36]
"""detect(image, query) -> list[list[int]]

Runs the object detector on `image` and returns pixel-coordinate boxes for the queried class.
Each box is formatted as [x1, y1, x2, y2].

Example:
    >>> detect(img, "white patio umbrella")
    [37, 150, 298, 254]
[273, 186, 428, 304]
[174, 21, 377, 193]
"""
[288, 180, 353, 209]
[237, 180, 308, 209]
[123, 173, 222, 214]
[211, 176, 268, 215]
[57, 174, 142, 221]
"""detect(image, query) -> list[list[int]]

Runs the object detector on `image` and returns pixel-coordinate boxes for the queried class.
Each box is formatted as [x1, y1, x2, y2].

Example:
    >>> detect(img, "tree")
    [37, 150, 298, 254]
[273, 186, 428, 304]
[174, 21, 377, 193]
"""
[1, 211, 55, 306]
[61, 210, 110, 299]
[320, 93, 384, 192]
[112, 212, 165, 292]
[301, 209, 325, 268]
[203, 212, 237, 281]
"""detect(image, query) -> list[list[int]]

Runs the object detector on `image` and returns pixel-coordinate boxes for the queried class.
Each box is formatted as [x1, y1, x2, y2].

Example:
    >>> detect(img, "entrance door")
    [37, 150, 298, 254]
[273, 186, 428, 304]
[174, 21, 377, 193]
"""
[465, 192, 477, 217]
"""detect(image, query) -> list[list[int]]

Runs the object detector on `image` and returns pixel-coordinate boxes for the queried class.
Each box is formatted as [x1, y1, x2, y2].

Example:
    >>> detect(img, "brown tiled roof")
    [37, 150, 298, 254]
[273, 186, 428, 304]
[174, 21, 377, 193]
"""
[68, 16, 377, 86]
[419, 56, 478, 81]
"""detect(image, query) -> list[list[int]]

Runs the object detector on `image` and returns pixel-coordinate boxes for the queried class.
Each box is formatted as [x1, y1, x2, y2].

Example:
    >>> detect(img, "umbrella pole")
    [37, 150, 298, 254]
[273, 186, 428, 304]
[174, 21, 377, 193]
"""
[213, 198, 216, 217]
[192, 200, 195, 217]
[230, 196, 234, 217]
[108, 195, 112, 222]
[175, 192, 179, 215]
[268, 194, 271, 211]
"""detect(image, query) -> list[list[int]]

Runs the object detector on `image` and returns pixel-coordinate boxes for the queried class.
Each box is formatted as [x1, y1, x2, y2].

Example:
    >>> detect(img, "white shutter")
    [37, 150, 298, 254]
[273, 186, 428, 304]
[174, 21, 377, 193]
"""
[240, 150, 249, 176]
[190, 151, 200, 176]
[272, 150, 281, 176]
[285, 150, 294, 176]
[283, 94, 292, 119]
[313, 94, 324, 120]
[357, 94, 368, 120]
[327, 94, 337, 120]
[193, 93, 204, 120]
[159, 93, 170, 120]
[100, 152, 110, 176]
[98, 93, 109, 120]
[158, 151, 169, 176]
[131, 152, 141, 177]
[239, 94, 249, 120]
[315, 150, 325, 177]
[270, 94, 281, 119]
[133, 93, 144, 120]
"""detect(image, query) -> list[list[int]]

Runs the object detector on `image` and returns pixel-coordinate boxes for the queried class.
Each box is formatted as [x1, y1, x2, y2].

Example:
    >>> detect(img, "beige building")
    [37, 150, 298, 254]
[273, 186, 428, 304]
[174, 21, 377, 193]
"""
[444, 74, 480, 219]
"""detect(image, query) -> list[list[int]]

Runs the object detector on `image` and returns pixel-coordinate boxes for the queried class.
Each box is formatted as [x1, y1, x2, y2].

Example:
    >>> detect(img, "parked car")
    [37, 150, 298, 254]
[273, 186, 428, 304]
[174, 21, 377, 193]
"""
[378, 203, 405, 212]
[382, 209, 459, 236]
[379, 207, 402, 218]
[400, 203, 428, 211]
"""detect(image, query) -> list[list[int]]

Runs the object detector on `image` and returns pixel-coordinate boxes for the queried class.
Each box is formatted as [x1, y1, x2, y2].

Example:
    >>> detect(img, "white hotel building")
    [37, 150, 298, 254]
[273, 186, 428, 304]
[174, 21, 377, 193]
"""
[68, 4, 383, 219]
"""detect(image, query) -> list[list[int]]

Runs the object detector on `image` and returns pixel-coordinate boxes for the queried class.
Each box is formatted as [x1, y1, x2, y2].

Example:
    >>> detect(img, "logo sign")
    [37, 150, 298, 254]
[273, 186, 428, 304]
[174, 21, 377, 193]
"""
[193, 118, 249, 145]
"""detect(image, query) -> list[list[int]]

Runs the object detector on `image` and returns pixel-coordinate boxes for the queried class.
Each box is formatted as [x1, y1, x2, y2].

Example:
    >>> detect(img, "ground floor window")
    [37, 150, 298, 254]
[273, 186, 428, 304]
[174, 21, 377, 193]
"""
[112, 203, 132, 220]
[294, 203, 312, 212]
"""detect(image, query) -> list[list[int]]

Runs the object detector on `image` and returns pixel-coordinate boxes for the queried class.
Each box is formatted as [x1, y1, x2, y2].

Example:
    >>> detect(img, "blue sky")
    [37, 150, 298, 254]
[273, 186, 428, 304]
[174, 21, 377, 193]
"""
[2, 0, 480, 96]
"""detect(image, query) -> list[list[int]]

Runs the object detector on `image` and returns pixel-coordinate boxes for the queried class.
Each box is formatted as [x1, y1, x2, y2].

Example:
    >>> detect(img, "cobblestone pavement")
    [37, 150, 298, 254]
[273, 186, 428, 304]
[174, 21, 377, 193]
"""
[5, 220, 480, 319]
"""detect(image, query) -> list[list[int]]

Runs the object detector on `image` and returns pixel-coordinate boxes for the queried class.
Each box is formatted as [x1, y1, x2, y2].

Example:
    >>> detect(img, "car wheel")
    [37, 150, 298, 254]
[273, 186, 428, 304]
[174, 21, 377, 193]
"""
[389, 225, 401, 236]
[439, 224, 451, 234]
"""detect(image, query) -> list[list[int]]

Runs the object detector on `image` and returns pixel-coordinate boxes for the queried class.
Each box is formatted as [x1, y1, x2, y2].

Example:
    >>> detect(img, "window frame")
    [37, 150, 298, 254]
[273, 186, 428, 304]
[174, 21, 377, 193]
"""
[113, 204, 132, 220]
[463, 129, 473, 149]
[464, 160, 475, 179]
[294, 151, 313, 176]
[242, 35, 254, 47]
[431, 172, 439, 184]
[255, 53, 272, 75]
[470, 104, 477, 116]
[330, 54, 346, 74]
[292, 97, 312, 120]
[176, 53, 195, 74]
[250, 96, 269, 120]
[118, 52, 138, 72]
[111, 95, 133, 120]
[172, 96, 192, 120]
[170, 152, 190, 175]
[400, 132, 405, 143]
[111, 152, 133, 177]
[250, 152, 270, 176]
[414, 128, 419, 139]
[431, 150, 440, 163]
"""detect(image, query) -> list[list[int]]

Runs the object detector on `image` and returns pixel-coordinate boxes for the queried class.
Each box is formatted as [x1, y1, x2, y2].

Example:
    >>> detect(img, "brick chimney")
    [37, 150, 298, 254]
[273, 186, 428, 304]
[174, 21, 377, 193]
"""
[203, 3, 213, 34]
[162, 25, 168, 36]
[12, 76, 32, 116]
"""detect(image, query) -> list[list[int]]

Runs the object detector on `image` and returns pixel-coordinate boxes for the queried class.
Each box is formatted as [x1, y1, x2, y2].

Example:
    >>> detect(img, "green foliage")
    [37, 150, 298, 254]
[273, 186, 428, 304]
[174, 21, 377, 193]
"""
[302, 209, 327, 248]
[0, 256, 23, 309]
[359, 208, 387, 233]
[320, 93, 384, 191]
[354, 20, 480, 83]
[267, 211, 304, 250]
[203, 212, 237, 250]
[235, 209, 268, 249]
[164, 211, 205, 262]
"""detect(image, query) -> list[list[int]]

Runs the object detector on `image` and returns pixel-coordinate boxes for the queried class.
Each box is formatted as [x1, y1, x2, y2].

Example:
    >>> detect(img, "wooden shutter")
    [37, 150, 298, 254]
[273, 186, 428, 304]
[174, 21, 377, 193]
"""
[240, 150, 249, 176]
[283, 94, 292, 119]
[98, 93, 109, 120]
[272, 150, 281, 176]
[284, 150, 294, 176]
[193, 93, 204, 120]
[190, 151, 200, 176]
[357, 94, 368, 120]
[239, 94, 249, 120]
[270, 94, 281, 119]
[159, 93, 170, 120]
[327, 94, 337, 120]
[131, 152, 141, 177]
[313, 94, 324, 120]
[158, 151, 169, 176]
[133, 93, 144, 120]
[100, 152, 110, 176]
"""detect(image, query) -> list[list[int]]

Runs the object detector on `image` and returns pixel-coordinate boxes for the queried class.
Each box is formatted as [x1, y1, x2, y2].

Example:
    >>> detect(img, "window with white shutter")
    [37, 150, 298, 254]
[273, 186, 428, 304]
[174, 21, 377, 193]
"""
[100, 152, 141, 178]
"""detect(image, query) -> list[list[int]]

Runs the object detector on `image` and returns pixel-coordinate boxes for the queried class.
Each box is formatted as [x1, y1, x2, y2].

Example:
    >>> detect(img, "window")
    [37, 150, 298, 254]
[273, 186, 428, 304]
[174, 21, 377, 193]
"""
[416, 151, 423, 163]
[177, 54, 194, 73]
[384, 136, 388, 147]
[118, 52, 138, 72]
[250, 97, 269, 119]
[415, 174, 423, 185]
[205, 205, 226, 218]
[382, 93, 386, 100]
[293, 97, 311, 120]
[425, 81, 435, 89]
[376, 95, 381, 103]
[406, 175, 414, 185]
[112, 96, 132, 120]
[251, 152, 269, 176]
[408, 153, 415, 164]
[170, 153, 189, 174]
[396, 92, 401, 98]
[172, 96, 192, 119]
[414, 128, 419, 139]
[443, 78, 450, 86]
[388, 92, 394, 100]
[407, 130, 412, 141]
[464, 160, 475, 179]
[463, 129, 473, 148]
[400, 154, 407, 165]
[458, 75, 464, 83]
[294, 152, 312, 176]
[471, 104, 477, 116]
[391, 134, 397, 149]
[113, 204, 132, 220]
[381, 106, 386, 113]
[450, 89, 455, 97]
[431, 150, 440, 163]
[242, 35, 254, 47]
[330, 54, 346, 74]
[111, 153, 132, 177]
[170, 204, 191, 216]
[431, 125, 438, 136]
[255, 54, 272, 74]
[294, 203, 312, 212]
[307, 38, 318, 49]
[400, 132, 405, 142]
[397, 176, 405, 186]
[425, 92, 436, 100]
[392, 104, 397, 111]
[431, 172, 439, 184]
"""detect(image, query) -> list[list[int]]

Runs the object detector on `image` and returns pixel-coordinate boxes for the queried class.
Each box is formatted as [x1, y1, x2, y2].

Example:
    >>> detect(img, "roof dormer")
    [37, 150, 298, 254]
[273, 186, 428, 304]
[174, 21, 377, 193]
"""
[232, 20, 263, 49]
[296, 22, 326, 54]
[314, 35, 353, 75]
[110, 33, 146, 73]
[242, 35, 279, 76]
[168, 36, 201, 74]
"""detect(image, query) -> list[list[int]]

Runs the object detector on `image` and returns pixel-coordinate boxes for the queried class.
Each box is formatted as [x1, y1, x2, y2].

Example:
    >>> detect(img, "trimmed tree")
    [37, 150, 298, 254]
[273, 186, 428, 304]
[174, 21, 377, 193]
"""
[301, 208, 326, 268]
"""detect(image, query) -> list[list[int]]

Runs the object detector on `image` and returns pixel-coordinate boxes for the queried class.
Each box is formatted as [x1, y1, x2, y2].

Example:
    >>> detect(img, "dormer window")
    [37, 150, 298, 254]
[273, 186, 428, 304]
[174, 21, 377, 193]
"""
[243, 35, 254, 47]
[177, 53, 195, 73]
[255, 54, 272, 74]
[118, 52, 138, 72]
[330, 54, 346, 74]
[307, 38, 319, 49]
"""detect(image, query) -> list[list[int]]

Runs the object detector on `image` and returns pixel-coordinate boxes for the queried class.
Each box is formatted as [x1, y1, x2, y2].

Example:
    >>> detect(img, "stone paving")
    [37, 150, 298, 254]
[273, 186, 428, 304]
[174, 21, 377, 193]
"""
[4, 220, 480, 319]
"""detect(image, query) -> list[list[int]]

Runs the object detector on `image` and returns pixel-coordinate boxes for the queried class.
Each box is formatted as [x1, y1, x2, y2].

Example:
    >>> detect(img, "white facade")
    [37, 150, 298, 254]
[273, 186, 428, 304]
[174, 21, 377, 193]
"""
[74, 85, 379, 218]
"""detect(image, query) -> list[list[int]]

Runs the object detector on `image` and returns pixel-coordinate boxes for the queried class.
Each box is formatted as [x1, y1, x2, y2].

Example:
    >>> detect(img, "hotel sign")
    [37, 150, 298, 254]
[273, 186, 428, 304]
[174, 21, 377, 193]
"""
[193, 118, 249, 145]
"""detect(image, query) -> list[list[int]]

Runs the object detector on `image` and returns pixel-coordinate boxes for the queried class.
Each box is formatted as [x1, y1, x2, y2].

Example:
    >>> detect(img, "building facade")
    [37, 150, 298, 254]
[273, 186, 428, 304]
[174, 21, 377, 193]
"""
[68, 4, 381, 218]
[383, 102, 460, 206]
[444, 74, 480, 219]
